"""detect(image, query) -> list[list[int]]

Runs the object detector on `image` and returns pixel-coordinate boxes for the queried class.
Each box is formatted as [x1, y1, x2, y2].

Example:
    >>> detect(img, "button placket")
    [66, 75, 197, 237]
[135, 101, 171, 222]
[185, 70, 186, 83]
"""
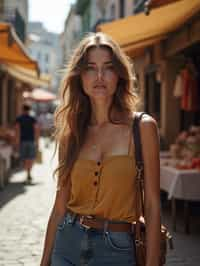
[94, 171, 98, 176]
[93, 170, 99, 186]
[93, 161, 101, 186]
[91, 163, 102, 208]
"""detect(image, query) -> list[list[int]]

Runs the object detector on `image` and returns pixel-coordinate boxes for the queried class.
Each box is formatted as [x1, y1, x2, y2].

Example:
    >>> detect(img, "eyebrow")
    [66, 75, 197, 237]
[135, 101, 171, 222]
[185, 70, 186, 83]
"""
[87, 61, 113, 65]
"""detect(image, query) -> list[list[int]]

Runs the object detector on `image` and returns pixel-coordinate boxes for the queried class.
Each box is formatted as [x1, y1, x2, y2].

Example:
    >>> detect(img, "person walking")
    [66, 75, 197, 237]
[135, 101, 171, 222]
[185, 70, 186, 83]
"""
[40, 32, 161, 266]
[15, 104, 40, 183]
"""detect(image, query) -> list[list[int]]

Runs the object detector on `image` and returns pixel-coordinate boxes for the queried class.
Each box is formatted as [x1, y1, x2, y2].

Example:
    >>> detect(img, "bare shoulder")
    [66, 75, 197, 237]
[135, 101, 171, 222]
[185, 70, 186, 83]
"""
[139, 113, 158, 134]
[137, 113, 160, 155]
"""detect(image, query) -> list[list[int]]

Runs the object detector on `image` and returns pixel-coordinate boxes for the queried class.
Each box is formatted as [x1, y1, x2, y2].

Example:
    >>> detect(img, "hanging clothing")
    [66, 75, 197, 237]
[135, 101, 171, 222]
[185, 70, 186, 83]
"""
[181, 67, 199, 111]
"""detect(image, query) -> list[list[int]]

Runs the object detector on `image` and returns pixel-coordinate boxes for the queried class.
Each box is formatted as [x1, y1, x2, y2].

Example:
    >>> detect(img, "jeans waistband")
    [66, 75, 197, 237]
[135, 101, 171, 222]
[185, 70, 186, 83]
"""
[66, 210, 135, 233]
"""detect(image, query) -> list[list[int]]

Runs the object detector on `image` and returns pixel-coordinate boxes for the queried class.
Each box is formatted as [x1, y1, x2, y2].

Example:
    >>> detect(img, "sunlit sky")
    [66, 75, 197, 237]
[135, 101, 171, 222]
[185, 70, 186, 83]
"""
[29, 0, 75, 34]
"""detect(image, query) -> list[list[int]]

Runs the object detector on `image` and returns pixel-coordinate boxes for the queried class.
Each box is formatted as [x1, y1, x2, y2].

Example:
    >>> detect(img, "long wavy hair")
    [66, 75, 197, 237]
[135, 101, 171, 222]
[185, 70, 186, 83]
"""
[54, 32, 139, 186]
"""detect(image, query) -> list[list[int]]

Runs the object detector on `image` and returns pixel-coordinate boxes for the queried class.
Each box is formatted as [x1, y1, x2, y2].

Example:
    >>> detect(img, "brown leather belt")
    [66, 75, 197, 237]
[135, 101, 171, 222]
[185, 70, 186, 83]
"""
[68, 210, 134, 233]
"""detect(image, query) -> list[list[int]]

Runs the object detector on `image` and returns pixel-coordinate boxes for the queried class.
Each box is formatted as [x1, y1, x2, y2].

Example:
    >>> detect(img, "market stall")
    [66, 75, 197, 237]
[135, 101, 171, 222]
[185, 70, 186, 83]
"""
[160, 125, 200, 233]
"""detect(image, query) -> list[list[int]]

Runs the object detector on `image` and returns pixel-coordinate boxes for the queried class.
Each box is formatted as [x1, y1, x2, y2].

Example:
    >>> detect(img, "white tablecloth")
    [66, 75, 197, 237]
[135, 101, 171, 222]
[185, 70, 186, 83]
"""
[160, 166, 200, 201]
[0, 144, 12, 170]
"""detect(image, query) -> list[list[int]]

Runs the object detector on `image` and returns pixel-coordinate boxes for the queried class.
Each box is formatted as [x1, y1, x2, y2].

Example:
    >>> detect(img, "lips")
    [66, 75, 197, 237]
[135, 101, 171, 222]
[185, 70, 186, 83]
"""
[94, 84, 106, 89]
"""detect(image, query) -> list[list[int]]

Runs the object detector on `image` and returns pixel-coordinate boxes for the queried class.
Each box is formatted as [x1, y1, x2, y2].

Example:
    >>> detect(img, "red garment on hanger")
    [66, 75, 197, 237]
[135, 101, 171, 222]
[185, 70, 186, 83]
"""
[181, 68, 199, 111]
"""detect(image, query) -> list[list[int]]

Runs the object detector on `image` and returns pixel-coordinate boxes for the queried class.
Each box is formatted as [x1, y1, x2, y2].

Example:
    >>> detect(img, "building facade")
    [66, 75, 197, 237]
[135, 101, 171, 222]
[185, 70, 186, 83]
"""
[27, 22, 62, 92]
[62, 4, 81, 64]
[3, 0, 28, 24]
[90, 0, 136, 31]
[0, 0, 28, 42]
[62, 0, 139, 75]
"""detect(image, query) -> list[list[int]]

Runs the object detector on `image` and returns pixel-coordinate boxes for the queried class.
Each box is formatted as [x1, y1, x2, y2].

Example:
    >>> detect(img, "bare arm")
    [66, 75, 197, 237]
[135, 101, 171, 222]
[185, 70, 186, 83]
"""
[15, 123, 20, 149]
[40, 181, 71, 266]
[140, 115, 161, 266]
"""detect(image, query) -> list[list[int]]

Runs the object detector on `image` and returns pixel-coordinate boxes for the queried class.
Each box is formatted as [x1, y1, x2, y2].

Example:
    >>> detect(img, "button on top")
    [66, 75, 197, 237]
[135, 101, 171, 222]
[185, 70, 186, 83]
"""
[97, 161, 101, 166]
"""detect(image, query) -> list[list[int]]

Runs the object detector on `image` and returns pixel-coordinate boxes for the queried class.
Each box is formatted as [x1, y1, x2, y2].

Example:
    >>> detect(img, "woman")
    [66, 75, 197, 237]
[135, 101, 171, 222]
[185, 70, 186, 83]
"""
[40, 32, 161, 266]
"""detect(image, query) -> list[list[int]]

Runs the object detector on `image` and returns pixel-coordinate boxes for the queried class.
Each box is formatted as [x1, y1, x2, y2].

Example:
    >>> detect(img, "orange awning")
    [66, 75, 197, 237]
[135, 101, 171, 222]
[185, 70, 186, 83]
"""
[0, 22, 39, 73]
[98, 0, 200, 56]
[0, 63, 50, 87]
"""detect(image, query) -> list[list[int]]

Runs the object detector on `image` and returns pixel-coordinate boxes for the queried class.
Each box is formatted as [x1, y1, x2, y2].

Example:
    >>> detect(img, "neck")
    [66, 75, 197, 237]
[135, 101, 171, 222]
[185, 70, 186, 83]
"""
[90, 99, 112, 126]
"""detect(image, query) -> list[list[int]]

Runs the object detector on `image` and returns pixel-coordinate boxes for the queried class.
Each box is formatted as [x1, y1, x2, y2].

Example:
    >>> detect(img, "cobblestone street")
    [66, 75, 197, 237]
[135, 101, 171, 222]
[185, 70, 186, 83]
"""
[0, 140, 200, 266]
[0, 140, 56, 266]
[162, 203, 200, 266]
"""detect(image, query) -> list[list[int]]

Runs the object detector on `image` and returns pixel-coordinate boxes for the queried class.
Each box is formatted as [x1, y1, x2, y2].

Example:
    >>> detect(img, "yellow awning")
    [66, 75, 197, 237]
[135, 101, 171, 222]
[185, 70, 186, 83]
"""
[98, 0, 200, 56]
[0, 22, 39, 73]
[0, 63, 51, 87]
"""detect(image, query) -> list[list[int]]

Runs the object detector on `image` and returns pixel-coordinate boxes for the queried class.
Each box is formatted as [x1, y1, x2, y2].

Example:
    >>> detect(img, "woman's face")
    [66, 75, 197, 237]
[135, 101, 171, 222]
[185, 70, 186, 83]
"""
[80, 47, 119, 102]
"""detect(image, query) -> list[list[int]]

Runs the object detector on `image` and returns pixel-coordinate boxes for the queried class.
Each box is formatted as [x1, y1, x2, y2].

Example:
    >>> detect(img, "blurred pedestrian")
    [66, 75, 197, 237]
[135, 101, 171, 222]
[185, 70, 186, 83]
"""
[40, 33, 160, 266]
[15, 104, 40, 183]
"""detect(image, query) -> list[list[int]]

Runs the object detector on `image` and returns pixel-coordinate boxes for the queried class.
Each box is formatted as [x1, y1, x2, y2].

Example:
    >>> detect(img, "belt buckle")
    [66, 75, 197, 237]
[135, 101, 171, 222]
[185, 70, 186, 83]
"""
[79, 216, 91, 229]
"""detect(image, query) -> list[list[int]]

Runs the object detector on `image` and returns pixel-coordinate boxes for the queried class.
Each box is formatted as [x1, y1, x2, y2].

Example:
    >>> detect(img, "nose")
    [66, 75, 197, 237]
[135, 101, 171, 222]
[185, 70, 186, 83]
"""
[97, 68, 103, 80]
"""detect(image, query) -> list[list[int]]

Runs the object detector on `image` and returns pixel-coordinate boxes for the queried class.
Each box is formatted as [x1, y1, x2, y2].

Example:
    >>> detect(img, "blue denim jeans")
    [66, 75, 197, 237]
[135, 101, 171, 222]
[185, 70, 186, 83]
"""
[51, 213, 136, 266]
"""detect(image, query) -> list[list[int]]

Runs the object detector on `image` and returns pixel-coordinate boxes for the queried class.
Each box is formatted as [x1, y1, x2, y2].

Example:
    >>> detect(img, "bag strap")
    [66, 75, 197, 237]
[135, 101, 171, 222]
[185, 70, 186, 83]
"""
[133, 112, 145, 165]
[133, 112, 146, 218]
[132, 112, 146, 243]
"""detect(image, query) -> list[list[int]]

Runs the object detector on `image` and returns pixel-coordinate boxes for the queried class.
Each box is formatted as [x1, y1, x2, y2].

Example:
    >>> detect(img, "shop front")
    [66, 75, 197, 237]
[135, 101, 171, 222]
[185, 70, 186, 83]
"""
[0, 22, 46, 188]
[98, 0, 200, 146]
[98, 0, 200, 232]
[0, 22, 39, 126]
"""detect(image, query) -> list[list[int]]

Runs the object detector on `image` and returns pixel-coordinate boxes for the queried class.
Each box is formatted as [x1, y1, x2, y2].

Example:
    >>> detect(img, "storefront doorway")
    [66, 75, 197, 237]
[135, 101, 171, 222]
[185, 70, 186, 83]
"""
[144, 66, 161, 126]
[177, 42, 200, 131]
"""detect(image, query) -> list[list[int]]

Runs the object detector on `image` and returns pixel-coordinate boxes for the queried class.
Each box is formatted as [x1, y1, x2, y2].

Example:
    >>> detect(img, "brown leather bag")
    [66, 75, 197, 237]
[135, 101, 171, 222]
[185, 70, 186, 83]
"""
[133, 113, 173, 266]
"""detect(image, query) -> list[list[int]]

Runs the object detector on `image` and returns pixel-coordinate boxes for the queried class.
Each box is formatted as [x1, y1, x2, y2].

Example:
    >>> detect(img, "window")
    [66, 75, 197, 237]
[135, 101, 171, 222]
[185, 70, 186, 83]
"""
[119, 0, 125, 18]
[133, 0, 145, 13]
[110, 4, 115, 20]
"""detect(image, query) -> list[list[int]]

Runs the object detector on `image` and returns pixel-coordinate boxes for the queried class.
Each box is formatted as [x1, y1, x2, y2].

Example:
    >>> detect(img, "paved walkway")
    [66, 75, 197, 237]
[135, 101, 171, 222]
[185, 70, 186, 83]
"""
[0, 140, 200, 265]
[162, 202, 200, 266]
[0, 140, 56, 266]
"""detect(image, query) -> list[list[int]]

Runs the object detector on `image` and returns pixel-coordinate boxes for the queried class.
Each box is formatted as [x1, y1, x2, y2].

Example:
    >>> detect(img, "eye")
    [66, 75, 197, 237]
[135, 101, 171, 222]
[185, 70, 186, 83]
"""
[84, 66, 95, 71]
[104, 65, 115, 71]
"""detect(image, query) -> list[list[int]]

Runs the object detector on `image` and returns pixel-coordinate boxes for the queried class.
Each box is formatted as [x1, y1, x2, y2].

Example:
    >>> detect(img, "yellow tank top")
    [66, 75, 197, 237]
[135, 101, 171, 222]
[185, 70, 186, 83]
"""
[67, 151, 140, 223]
